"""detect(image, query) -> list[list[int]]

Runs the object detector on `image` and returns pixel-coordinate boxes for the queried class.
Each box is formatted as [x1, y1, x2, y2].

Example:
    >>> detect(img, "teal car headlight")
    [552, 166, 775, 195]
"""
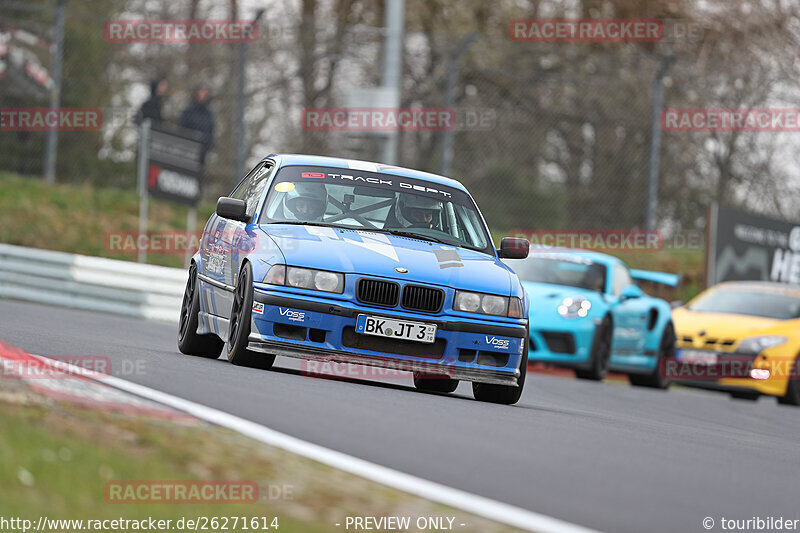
[264, 265, 344, 294]
[557, 296, 591, 318]
[454, 290, 521, 318]
[737, 335, 787, 355]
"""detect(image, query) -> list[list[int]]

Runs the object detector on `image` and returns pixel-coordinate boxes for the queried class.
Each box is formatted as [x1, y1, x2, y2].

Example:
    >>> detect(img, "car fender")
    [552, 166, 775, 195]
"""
[641, 297, 674, 353]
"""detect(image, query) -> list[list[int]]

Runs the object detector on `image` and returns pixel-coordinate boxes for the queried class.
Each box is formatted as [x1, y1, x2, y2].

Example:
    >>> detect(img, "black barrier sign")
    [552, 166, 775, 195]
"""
[147, 123, 204, 206]
[707, 204, 800, 285]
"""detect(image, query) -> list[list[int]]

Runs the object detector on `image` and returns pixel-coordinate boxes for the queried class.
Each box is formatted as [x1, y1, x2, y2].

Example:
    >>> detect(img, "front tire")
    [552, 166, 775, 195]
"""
[472, 351, 527, 405]
[575, 315, 612, 381]
[629, 321, 674, 389]
[226, 262, 276, 370]
[413, 373, 458, 393]
[178, 263, 224, 358]
[777, 356, 800, 406]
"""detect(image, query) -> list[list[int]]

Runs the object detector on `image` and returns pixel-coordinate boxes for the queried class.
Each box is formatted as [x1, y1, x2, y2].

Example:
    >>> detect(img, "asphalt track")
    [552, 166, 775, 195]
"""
[2, 298, 799, 533]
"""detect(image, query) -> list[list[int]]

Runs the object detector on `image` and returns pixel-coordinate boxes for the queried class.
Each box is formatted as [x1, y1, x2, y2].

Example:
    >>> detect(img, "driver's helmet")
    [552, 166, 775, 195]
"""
[395, 194, 442, 229]
[583, 263, 605, 291]
[283, 182, 328, 220]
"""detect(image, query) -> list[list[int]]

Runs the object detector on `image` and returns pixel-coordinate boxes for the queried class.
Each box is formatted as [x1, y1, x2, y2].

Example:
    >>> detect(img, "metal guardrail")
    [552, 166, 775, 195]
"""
[0, 243, 187, 323]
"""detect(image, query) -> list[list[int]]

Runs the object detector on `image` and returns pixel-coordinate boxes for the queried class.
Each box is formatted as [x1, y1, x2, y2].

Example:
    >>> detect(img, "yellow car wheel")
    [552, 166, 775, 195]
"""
[777, 355, 800, 406]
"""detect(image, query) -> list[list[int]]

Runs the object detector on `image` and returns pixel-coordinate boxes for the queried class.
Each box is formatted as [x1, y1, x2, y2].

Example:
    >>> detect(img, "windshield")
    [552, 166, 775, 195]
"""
[689, 287, 800, 319]
[259, 165, 493, 254]
[504, 255, 607, 292]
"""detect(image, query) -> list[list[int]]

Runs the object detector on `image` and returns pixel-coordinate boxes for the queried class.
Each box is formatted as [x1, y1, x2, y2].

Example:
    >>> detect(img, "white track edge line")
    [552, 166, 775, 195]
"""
[28, 354, 602, 533]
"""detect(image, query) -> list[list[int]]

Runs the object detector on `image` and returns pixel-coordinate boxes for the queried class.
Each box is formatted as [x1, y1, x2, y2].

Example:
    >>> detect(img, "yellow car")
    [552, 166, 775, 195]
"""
[672, 281, 800, 405]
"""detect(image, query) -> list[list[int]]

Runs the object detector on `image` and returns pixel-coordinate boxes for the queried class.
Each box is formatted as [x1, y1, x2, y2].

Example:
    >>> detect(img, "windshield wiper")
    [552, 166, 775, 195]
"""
[269, 222, 474, 249]
[379, 229, 455, 246]
[268, 221, 344, 229]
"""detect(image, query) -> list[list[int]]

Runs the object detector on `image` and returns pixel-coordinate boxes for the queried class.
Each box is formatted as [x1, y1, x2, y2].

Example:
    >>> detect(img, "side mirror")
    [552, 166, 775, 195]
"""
[216, 197, 249, 223]
[498, 237, 530, 259]
[620, 284, 644, 300]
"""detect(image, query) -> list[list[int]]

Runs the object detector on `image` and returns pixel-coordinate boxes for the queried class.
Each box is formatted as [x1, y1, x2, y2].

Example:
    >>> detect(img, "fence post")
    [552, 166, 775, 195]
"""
[43, 0, 68, 183]
[646, 54, 676, 230]
[137, 119, 151, 264]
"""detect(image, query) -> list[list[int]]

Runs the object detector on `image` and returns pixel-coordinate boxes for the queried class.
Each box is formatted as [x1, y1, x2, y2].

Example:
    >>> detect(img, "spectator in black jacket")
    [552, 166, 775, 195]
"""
[179, 86, 215, 166]
[135, 77, 168, 125]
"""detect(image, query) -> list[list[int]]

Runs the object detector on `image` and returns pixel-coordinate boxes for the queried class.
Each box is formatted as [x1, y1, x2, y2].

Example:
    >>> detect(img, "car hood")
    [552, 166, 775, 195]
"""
[259, 224, 513, 295]
[672, 307, 788, 341]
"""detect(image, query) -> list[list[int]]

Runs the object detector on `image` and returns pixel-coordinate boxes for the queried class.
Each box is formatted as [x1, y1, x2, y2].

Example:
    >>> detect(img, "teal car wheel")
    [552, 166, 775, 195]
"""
[575, 315, 612, 381]
[629, 322, 674, 389]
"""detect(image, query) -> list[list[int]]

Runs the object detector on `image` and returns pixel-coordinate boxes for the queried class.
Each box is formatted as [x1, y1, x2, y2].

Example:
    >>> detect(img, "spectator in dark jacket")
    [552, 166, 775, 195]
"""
[135, 77, 168, 125]
[179, 86, 215, 166]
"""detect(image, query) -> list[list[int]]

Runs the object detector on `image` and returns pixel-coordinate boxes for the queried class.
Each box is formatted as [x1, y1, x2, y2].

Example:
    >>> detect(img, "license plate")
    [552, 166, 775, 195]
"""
[355, 315, 437, 344]
[677, 349, 718, 365]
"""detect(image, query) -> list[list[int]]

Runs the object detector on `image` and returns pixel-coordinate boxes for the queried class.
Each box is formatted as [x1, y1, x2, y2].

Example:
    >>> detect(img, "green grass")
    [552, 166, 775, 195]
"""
[0, 380, 519, 532]
[0, 172, 215, 268]
[0, 403, 323, 530]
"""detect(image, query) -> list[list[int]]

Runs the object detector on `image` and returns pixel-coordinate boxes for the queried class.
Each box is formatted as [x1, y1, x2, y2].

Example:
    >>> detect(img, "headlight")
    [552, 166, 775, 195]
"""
[454, 291, 481, 313]
[737, 335, 787, 355]
[314, 271, 342, 292]
[263, 265, 344, 294]
[557, 296, 591, 318]
[287, 267, 313, 288]
[482, 295, 507, 315]
[454, 291, 521, 318]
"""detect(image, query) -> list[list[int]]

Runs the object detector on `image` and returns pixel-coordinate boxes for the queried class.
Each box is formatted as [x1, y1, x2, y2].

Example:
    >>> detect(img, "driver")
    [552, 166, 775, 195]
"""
[283, 182, 328, 221]
[582, 263, 605, 292]
[394, 194, 442, 229]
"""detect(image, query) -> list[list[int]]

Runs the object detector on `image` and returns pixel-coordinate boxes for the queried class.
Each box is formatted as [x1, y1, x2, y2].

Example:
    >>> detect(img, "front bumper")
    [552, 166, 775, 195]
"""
[669, 348, 791, 397]
[248, 288, 527, 386]
[527, 317, 660, 373]
[527, 318, 596, 368]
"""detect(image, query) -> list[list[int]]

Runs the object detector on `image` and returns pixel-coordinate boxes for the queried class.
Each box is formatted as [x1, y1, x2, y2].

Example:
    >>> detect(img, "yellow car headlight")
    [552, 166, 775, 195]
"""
[737, 335, 787, 356]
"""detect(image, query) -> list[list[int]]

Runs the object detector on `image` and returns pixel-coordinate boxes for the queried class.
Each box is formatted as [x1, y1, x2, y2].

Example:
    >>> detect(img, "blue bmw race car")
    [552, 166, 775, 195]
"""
[503, 249, 679, 387]
[178, 154, 531, 404]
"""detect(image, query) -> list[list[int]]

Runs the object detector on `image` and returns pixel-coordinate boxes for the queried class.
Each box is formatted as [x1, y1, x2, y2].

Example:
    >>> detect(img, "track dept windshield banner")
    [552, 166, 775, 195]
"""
[707, 204, 800, 285]
[274, 165, 471, 204]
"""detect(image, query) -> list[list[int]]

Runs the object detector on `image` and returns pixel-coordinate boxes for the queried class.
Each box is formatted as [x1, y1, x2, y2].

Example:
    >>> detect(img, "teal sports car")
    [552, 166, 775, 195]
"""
[504, 249, 679, 387]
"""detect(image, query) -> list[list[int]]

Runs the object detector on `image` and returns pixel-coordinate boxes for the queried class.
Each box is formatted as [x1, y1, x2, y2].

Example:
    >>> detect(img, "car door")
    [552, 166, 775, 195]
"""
[609, 264, 649, 355]
[225, 162, 273, 286]
[201, 161, 272, 318]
